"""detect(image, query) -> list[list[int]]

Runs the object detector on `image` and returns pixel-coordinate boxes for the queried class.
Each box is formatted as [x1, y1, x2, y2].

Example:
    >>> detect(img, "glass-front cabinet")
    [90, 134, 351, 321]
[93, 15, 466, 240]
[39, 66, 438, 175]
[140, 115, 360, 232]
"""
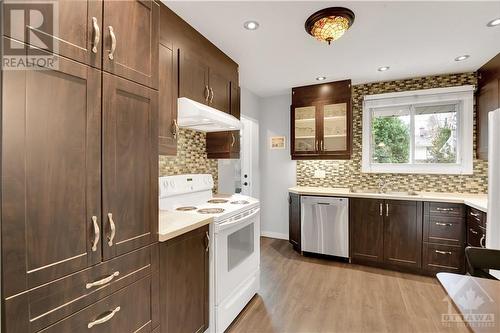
[291, 80, 352, 159]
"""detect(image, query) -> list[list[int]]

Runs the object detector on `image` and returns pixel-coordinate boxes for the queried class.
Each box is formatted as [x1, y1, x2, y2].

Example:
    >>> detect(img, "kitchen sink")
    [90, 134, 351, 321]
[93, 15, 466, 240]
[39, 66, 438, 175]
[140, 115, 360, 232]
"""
[384, 191, 420, 196]
[350, 188, 419, 196]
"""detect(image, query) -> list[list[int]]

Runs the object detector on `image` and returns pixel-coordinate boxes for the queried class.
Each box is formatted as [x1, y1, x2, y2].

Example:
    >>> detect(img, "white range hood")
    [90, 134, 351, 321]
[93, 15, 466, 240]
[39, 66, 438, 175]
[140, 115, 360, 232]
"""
[177, 97, 241, 132]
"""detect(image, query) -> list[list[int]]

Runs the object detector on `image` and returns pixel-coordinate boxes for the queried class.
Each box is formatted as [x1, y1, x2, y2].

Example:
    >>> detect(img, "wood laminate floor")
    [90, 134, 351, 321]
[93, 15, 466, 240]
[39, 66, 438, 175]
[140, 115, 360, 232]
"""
[226, 237, 469, 333]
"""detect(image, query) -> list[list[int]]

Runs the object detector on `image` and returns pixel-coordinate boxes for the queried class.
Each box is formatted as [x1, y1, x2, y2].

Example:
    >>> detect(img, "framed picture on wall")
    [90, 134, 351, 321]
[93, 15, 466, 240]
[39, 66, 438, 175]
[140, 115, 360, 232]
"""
[270, 136, 286, 149]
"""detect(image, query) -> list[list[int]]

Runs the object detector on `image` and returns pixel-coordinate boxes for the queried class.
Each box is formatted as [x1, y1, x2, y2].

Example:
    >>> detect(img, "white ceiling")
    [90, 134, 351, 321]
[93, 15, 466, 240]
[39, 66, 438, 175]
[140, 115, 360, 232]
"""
[165, 1, 500, 97]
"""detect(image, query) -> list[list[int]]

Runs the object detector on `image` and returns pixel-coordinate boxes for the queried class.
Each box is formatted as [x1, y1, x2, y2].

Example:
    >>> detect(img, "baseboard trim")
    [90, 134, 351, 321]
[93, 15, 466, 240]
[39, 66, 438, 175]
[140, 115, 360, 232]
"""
[260, 231, 288, 240]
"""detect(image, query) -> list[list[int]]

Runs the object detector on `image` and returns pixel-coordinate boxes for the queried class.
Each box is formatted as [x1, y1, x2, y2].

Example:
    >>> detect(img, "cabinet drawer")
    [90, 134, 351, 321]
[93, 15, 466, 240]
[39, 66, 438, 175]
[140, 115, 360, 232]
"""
[423, 243, 464, 274]
[467, 207, 486, 227]
[429, 203, 465, 218]
[39, 276, 151, 333]
[4, 246, 153, 333]
[426, 217, 464, 246]
[467, 220, 486, 248]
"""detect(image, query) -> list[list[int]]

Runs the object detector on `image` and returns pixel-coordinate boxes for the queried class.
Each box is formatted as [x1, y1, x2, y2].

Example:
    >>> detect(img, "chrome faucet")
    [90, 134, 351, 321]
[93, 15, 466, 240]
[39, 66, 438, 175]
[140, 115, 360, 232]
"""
[378, 179, 391, 193]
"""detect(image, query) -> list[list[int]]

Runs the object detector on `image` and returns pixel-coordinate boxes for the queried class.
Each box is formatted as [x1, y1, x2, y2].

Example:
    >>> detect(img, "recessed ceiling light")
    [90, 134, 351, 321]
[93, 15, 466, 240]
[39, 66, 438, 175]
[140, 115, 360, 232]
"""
[378, 66, 390, 72]
[243, 21, 259, 30]
[455, 55, 470, 62]
[316, 76, 327, 81]
[487, 18, 500, 27]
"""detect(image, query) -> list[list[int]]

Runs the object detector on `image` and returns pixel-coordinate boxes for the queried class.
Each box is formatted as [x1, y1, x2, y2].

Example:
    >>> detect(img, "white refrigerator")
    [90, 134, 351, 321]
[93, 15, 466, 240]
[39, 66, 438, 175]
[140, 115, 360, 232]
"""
[487, 108, 500, 249]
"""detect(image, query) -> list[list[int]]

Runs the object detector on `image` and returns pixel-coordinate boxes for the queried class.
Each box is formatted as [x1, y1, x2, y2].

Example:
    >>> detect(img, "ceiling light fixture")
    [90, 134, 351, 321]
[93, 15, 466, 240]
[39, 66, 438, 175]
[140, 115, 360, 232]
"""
[316, 76, 327, 81]
[455, 55, 470, 62]
[243, 21, 259, 30]
[305, 7, 355, 45]
[378, 66, 390, 72]
[487, 18, 500, 27]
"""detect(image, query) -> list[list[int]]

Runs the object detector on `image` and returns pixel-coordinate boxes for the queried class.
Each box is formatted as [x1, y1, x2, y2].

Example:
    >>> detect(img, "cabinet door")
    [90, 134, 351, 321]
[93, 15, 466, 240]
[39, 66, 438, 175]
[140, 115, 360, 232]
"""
[102, 73, 158, 260]
[206, 131, 240, 159]
[102, 0, 159, 89]
[1, 45, 101, 297]
[320, 101, 351, 158]
[160, 226, 209, 333]
[3, 0, 102, 68]
[289, 193, 301, 251]
[179, 48, 209, 105]
[383, 200, 422, 269]
[350, 198, 384, 262]
[208, 68, 230, 113]
[158, 42, 177, 155]
[477, 78, 499, 160]
[291, 104, 320, 156]
[230, 83, 241, 119]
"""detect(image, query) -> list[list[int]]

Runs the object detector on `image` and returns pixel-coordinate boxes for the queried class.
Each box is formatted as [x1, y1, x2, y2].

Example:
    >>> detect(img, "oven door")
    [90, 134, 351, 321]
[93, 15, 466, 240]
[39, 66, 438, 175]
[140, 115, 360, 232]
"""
[214, 207, 260, 304]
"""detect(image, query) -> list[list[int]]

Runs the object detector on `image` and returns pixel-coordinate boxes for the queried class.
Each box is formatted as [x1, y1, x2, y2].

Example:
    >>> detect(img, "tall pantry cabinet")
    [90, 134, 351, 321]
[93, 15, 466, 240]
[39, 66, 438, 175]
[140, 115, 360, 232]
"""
[1, 1, 160, 332]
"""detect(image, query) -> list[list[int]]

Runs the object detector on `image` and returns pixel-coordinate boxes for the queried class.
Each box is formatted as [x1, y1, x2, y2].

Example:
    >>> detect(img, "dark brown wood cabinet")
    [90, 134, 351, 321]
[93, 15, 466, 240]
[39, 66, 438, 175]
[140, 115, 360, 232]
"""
[158, 42, 178, 155]
[159, 225, 209, 333]
[1, 47, 102, 296]
[477, 52, 500, 160]
[291, 80, 352, 160]
[209, 67, 231, 113]
[102, 73, 158, 260]
[206, 131, 240, 159]
[179, 48, 210, 105]
[2, 0, 103, 68]
[467, 207, 487, 248]
[350, 198, 384, 263]
[383, 200, 422, 269]
[102, 0, 159, 89]
[288, 193, 301, 251]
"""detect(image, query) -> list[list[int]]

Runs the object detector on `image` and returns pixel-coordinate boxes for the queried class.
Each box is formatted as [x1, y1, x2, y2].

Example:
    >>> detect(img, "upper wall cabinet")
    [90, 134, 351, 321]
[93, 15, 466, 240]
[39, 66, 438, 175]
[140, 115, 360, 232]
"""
[158, 42, 178, 155]
[477, 52, 500, 161]
[2, 0, 103, 68]
[103, 0, 159, 89]
[291, 80, 352, 160]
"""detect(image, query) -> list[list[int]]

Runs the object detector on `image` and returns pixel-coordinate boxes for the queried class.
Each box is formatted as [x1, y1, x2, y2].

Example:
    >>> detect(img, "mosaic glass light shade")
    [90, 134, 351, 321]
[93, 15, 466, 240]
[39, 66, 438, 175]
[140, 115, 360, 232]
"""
[305, 7, 355, 45]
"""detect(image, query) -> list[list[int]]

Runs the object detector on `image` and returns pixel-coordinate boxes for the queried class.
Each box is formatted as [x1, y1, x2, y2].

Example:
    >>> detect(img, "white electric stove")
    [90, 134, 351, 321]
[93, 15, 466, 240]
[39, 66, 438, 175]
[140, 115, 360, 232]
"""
[159, 174, 260, 333]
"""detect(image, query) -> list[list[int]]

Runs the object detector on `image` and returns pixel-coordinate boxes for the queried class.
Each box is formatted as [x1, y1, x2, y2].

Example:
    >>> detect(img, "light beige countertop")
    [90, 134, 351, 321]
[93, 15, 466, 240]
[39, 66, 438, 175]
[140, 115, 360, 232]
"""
[159, 210, 212, 242]
[288, 186, 488, 212]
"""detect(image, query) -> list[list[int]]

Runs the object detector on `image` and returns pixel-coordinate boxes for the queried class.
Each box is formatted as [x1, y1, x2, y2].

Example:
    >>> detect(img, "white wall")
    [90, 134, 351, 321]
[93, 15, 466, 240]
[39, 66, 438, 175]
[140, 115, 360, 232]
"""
[259, 93, 296, 240]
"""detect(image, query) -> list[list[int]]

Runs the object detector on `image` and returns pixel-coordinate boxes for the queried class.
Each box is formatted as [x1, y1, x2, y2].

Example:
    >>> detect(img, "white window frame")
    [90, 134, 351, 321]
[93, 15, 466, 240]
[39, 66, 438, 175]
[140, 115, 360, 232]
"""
[362, 85, 474, 175]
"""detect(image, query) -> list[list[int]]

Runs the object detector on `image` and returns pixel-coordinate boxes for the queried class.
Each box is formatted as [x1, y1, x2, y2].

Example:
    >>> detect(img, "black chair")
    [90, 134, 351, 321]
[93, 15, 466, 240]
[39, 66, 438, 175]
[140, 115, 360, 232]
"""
[465, 246, 500, 280]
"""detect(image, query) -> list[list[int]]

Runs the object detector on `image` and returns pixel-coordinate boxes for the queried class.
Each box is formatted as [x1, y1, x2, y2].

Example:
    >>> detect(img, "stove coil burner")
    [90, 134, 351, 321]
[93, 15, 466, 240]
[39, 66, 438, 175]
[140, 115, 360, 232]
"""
[176, 206, 197, 211]
[198, 208, 225, 214]
[207, 199, 229, 204]
[231, 200, 250, 205]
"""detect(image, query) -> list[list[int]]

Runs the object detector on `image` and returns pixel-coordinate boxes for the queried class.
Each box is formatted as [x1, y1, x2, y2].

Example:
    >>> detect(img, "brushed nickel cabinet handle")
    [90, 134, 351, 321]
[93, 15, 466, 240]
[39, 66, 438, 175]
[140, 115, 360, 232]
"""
[91, 17, 100, 54]
[204, 85, 209, 102]
[315, 140, 318, 151]
[231, 133, 235, 147]
[172, 119, 179, 139]
[379, 203, 383, 216]
[480, 234, 486, 248]
[436, 222, 453, 227]
[386, 203, 389, 217]
[205, 231, 210, 252]
[436, 207, 454, 212]
[86, 271, 119, 289]
[108, 26, 116, 60]
[435, 250, 452, 255]
[107, 213, 116, 246]
[209, 87, 214, 103]
[91, 216, 100, 252]
[88, 306, 120, 328]
[320, 140, 324, 151]
[469, 228, 478, 235]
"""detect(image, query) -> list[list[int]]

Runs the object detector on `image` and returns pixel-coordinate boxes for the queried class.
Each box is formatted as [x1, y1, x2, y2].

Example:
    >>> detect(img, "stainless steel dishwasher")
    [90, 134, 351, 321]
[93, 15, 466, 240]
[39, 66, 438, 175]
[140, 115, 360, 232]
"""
[300, 196, 349, 258]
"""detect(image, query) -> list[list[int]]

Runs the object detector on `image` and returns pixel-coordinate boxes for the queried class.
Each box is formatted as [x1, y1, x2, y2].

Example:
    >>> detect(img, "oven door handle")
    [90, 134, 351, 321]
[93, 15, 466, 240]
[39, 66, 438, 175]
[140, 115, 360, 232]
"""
[216, 208, 260, 232]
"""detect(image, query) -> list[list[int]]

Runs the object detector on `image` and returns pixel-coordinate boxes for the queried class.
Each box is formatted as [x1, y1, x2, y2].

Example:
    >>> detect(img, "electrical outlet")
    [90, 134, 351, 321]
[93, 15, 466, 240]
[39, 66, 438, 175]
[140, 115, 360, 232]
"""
[313, 169, 326, 178]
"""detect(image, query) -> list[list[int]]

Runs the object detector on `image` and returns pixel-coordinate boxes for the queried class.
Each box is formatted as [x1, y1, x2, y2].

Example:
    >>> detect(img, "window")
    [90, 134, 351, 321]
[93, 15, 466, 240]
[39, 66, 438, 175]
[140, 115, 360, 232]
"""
[362, 86, 474, 174]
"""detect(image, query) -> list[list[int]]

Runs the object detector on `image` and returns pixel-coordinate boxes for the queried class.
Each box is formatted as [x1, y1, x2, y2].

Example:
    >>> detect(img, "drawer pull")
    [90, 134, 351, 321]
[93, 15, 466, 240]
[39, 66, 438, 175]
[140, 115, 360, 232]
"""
[470, 212, 481, 219]
[91, 216, 100, 252]
[86, 271, 119, 289]
[436, 207, 454, 212]
[480, 235, 486, 248]
[107, 213, 116, 246]
[469, 228, 478, 235]
[435, 250, 452, 255]
[88, 306, 120, 328]
[436, 222, 453, 227]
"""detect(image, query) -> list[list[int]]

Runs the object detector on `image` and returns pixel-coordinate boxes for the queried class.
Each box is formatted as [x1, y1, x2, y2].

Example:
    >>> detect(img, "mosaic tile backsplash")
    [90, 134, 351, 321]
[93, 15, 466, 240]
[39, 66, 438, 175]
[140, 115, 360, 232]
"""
[159, 129, 218, 192]
[297, 73, 488, 194]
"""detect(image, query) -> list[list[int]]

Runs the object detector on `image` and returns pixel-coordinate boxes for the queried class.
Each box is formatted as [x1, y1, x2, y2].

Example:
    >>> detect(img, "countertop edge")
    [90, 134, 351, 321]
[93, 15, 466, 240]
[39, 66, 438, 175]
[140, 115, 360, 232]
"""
[158, 216, 213, 242]
[288, 187, 488, 212]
